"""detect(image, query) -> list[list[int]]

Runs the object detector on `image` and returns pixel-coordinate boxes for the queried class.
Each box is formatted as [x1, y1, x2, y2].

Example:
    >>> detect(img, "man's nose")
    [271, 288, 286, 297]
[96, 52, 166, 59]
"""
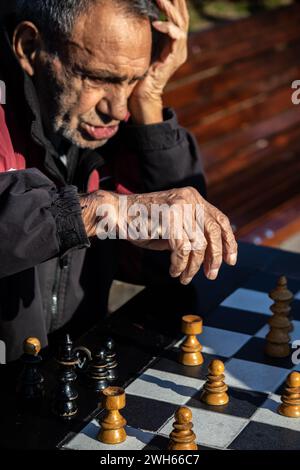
[97, 88, 129, 123]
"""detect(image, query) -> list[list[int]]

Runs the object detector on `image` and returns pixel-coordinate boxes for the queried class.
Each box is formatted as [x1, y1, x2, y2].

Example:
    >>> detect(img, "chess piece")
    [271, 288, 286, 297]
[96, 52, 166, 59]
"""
[105, 338, 118, 383]
[265, 276, 292, 358]
[201, 359, 229, 406]
[271, 276, 294, 332]
[86, 348, 109, 392]
[97, 386, 127, 444]
[52, 334, 79, 420]
[282, 277, 295, 332]
[17, 337, 44, 401]
[179, 315, 203, 366]
[278, 371, 300, 418]
[168, 407, 198, 451]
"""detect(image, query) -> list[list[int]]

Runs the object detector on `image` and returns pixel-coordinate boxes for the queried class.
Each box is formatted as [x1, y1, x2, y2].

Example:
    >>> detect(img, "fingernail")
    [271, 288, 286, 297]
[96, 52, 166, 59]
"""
[208, 269, 219, 280]
[229, 254, 237, 265]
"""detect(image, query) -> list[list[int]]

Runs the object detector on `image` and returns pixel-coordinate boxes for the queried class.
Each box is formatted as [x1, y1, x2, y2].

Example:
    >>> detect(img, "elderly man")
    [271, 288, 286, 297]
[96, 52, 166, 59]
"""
[0, 0, 237, 361]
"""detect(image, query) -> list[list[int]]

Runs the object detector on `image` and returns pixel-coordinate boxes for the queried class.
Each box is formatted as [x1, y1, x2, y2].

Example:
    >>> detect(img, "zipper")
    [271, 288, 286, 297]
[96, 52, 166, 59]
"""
[50, 256, 70, 331]
[51, 259, 61, 319]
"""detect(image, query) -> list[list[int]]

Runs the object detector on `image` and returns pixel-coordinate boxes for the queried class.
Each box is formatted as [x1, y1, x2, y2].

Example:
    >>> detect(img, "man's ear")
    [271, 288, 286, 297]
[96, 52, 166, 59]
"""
[12, 22, 41, 76]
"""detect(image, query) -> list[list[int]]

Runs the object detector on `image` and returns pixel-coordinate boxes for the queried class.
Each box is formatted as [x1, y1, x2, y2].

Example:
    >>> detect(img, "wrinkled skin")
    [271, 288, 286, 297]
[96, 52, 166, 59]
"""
[13, 2, 152, 148]
[13, 0, 238, 284]
[81, 187, 238, 285]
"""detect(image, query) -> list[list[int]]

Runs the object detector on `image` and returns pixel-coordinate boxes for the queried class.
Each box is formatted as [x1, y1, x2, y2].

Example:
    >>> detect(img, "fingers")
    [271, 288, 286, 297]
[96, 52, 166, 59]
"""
[203, 217, 223, 280]
[173, 0, 190, 29]
[169, 222, 207, 285]
[180, 248, 206, 285]
[169, 232, 191, 280]
[207, 203, 238, 266]
[152, 20, 186, 41]
[181, 0, 190, 24]
[156, 0, 186, 29]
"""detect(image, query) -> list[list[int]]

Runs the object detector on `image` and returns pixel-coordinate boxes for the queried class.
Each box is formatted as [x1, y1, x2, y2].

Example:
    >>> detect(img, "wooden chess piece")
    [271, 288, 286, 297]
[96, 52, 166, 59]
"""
[168, 407, 198, 451]
[265, 276, 292, 358]
[52, 334, 79, 420]
[97, 386, 127, 444]
[279, 276, 294, 331]
[272, 276, 294, 332]
[17, 337, 44, 401]
[278, 371, 300, 418]
[86, 349, 109, 392]
[105, 338, 118, 383]
[201, 359, 229, 406]
[179, 315, 204, 366]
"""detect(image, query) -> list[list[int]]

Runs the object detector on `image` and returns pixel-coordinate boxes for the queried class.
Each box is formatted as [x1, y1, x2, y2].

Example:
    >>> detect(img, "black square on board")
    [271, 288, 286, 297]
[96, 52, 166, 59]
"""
[152, 349, 228, 381]
[204, 306, 269, 335]
[124, 394, 178, 433]
[230, 421, 300, 450]
[235, 337, 294, 369]
[243, 272, 300, 294]
[186, 387, 268, 419]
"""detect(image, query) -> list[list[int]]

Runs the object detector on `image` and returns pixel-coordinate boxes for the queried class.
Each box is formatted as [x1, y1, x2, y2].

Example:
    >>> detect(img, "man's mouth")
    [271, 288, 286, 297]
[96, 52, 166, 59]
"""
[81, 122, 119, 140]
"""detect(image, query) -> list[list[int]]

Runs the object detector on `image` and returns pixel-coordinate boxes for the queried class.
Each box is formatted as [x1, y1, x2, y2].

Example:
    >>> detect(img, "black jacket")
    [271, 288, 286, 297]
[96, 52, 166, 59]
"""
[0, 14, 206, 361]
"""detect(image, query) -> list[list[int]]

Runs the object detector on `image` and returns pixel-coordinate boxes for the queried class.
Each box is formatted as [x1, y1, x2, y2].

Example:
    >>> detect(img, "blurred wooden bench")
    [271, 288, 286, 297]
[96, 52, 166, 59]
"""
[164, 3, 300, 246]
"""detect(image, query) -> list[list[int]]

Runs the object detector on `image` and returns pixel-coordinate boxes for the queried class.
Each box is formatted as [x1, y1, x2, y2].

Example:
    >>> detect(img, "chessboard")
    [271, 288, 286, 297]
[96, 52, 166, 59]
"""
[60, 271, 300, 451]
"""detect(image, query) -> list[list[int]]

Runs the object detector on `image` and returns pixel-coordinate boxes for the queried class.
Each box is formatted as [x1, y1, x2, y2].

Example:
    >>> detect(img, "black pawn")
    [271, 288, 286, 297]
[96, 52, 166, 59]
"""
[52, 334, 79, 420]
[17, 337, 44, 401]
[105, 338, 118, 383]
[86, 349, 109, 392]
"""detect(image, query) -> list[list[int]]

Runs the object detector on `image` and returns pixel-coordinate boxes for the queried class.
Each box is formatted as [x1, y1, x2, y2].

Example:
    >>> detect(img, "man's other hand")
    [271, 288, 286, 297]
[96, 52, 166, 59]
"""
[129, 0, 190, 124]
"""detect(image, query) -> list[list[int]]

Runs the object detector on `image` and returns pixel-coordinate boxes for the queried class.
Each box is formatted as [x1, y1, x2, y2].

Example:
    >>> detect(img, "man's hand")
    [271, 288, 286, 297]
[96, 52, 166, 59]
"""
[80, 188, 238, 285]
[129, 0, 189, 124]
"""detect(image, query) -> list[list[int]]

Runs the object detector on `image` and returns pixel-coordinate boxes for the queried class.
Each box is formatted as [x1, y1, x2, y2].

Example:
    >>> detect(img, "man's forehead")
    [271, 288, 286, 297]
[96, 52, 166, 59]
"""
[63, 4, 152, 77]
[67, 3, 152, 62]
[66, 42, 150, 80]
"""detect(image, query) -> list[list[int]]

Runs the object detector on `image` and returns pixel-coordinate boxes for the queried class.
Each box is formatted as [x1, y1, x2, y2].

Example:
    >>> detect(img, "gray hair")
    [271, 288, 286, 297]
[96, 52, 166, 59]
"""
[15, 0, 160, 49]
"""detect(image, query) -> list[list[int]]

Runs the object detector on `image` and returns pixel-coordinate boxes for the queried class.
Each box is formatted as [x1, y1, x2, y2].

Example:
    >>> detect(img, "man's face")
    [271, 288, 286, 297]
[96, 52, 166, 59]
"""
[34, 3, 152, 149]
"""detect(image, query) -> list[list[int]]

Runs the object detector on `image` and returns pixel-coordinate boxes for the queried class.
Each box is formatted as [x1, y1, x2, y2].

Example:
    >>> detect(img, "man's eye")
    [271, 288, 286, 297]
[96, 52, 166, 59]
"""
[77, 73, 105, 85]
[128, 78, 139, 86]
[85, 76, 105, 84]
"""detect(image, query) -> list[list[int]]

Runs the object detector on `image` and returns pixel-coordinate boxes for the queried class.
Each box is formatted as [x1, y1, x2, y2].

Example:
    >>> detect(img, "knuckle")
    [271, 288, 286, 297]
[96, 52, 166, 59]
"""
[193, 249, 206, 261]
[173, 187, 185, 198]
[191, 239, 207, 251]
[175, 238, 191, 253]
[187, 185, 198, 194]
[179, 186, 189, 196]
[216, 212, 231, 228]
[181, 186, 198, 200]
[207, 220, 222, 237]
[210, 253, 223, 269]
[230, 239, 238, 252]
[226, 234, 238, 248]
[201, 238, 208, 250]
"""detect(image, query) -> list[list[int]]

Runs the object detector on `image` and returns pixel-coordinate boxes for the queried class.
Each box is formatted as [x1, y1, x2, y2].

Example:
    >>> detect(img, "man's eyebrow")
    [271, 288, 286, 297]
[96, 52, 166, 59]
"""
[73, 66, 148, 83]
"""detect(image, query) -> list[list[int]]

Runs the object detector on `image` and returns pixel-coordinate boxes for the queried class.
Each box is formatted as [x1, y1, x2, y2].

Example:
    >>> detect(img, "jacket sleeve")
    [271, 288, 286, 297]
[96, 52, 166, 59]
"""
[123, 108, 207, 196]
[0, 168, 89, 278]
